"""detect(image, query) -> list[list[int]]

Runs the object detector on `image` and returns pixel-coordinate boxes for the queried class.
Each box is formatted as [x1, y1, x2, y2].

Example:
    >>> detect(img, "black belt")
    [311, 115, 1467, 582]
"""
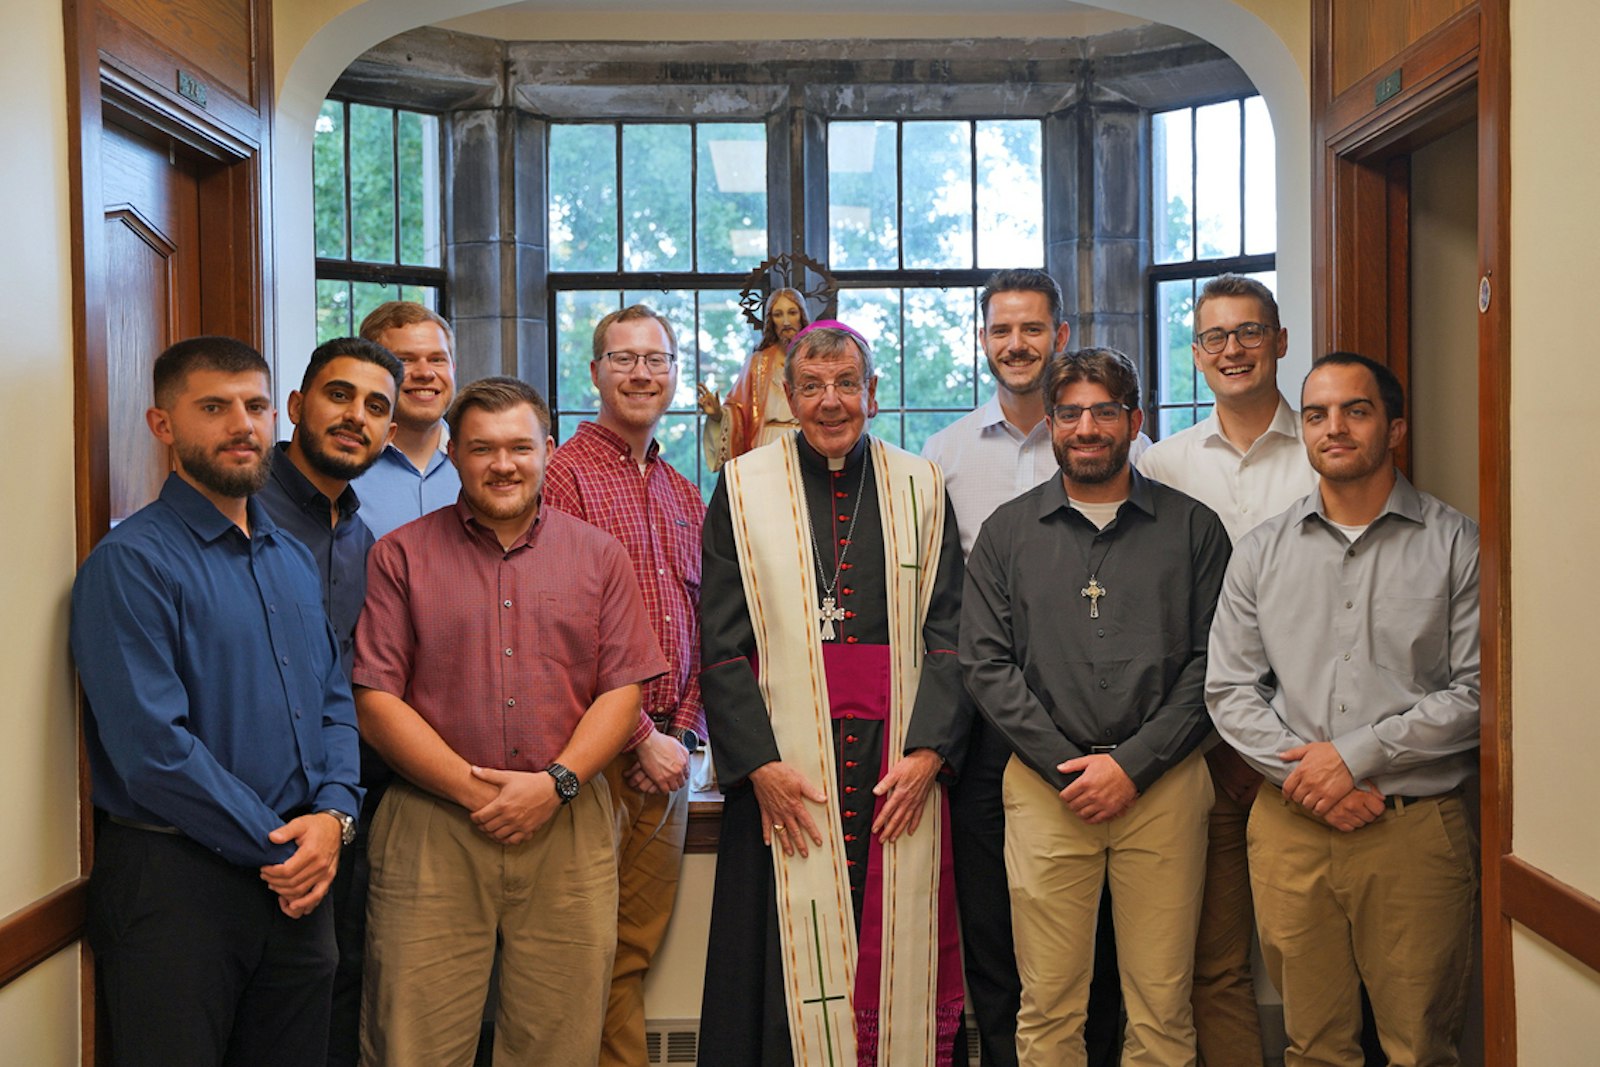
[108, 815, 183, 836]
[107, 804, 314, 837]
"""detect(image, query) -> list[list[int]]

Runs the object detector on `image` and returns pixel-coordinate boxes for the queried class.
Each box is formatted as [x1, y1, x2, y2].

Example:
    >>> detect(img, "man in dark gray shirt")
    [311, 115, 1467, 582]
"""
[961, 348, 1230, 1065]
[255, 336, 400, 1067]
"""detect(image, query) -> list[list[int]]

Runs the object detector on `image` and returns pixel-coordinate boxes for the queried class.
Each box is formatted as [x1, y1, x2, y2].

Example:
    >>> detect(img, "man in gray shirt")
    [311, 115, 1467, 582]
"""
[1206, 352, 1480, 1067]
[962, 348, 1230, 1065]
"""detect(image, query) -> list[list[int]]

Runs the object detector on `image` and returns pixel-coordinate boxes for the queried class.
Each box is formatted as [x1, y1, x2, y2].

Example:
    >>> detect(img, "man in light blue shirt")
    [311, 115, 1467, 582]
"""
[351, 301, 461, 537]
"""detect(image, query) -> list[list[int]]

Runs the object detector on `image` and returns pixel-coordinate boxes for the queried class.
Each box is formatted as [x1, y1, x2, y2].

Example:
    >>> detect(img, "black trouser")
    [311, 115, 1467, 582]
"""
[950, 717, 1124, 1067]
[88, 818, 337, 1067]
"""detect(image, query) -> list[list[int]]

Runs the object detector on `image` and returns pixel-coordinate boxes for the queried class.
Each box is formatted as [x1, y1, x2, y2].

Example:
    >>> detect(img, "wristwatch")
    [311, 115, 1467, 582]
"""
[320, 809, 357, 846]
[547, 762, 581, 805]
[669, 727, 702, 755]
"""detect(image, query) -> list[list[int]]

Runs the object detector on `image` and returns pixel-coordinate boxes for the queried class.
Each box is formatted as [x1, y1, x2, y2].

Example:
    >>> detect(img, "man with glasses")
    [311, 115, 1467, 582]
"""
[1137, 273, 1317, 1067]
[543, 305, 706, 1067]
[962, 349, 1230, 1065]
[922, 268, 1132, 1067]
[699, 322, 969, 1065]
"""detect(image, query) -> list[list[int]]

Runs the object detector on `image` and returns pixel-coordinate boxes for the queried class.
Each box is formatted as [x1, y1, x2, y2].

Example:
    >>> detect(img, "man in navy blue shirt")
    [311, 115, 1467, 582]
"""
[72, 336, 363, 1067]
[255, 336, 399, 1067]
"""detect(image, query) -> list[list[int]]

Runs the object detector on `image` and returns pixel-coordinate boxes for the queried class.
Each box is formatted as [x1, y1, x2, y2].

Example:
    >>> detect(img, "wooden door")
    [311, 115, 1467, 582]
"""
[101, 120, 204, 522]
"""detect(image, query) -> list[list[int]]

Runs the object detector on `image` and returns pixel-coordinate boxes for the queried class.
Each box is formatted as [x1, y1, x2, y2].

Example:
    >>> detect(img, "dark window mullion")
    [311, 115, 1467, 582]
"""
[690, 124, 700, 272]
[895, 122, 905, 271]
[390, 106, 401, 269]
[342, 101, 354, 270]
[969, 119, 980, 269]
[615, 123, 625, 273]
[1236, 99, 1247, 257]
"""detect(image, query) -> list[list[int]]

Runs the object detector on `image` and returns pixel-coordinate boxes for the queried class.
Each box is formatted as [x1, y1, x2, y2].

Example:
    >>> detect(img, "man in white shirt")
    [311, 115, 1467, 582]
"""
[1136, 273, 1317, 1067]
[923, 269, 1139, 1066]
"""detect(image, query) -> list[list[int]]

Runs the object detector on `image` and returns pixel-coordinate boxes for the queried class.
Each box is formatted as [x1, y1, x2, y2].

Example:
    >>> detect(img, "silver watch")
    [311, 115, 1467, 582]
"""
[320, 809, 357, 846]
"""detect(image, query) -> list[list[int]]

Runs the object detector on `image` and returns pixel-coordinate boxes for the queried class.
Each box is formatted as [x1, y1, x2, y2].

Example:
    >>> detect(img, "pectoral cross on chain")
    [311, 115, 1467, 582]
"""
[818, 596, 846, 640]
[1081, 577, 1107, 619]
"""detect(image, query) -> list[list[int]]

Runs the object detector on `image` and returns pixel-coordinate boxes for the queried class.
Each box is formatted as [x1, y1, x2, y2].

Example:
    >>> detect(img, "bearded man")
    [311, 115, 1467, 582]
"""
[72, 336, 363, 1065]
[960, 348, 1230, 1066]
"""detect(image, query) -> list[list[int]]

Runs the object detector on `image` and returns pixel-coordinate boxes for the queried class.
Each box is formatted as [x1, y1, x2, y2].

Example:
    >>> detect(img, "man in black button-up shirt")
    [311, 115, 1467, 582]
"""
[256, 336, 399, 1067]
[961, 348, 1230, 1066]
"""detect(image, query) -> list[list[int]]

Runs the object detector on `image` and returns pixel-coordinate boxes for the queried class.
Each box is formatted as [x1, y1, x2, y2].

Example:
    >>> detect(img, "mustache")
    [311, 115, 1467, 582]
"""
[329, 421, 370, 445]
[217, 435, 262, 454]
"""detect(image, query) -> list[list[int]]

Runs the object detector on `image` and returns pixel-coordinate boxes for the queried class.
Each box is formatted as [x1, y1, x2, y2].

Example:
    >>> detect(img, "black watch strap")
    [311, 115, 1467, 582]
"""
[547, 762, 580, 805]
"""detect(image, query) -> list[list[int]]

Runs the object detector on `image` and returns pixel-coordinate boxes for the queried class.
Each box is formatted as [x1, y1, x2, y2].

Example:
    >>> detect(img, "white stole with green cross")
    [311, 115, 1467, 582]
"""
[724, 433, 947, 1067]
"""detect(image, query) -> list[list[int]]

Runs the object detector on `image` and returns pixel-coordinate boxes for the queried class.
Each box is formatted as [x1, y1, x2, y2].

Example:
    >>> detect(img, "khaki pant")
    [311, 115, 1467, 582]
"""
[1248, 786, 1477, 1067]
[600, 754, 688, 1067]
[1194, 768, 1265, 1067]
[361, 779, 618, 1067]
[1004, 750, 1212, 1067]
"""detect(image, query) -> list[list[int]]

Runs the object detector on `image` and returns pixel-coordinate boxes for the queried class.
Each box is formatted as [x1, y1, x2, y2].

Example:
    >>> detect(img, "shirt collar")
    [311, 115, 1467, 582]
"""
[377, 438, 450, 476]
[1198, 395, 1302, 447]
[451, 494, 543, 552]
[268, 441, 361, 520]
[1294, 468, 1425, 528]
[572, 419, 661, 464]
[159, 471, 280, 544]
[975, 395, 1008, 430]
[1035, 465, 1157, 522]
[796, 429, 867, 474]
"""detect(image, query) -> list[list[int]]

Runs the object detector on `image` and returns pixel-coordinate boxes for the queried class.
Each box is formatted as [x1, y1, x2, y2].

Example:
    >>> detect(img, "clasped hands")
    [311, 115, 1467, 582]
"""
[1280, 740, 1385, 832]
[750, 748, 943, 858]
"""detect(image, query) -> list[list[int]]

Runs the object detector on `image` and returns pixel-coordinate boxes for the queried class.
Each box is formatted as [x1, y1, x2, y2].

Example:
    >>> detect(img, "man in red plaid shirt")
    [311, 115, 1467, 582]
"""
[544, 304, 707, 1067]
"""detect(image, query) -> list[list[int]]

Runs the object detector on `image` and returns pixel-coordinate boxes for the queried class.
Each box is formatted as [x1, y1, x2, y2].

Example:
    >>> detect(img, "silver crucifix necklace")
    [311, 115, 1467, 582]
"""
[1068, 505, 1120, 619]
[801, 454, 868, 640]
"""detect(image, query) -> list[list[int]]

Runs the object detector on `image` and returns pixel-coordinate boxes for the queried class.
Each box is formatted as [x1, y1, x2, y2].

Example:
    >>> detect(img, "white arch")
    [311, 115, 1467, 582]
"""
[272, 0, 1311, 403]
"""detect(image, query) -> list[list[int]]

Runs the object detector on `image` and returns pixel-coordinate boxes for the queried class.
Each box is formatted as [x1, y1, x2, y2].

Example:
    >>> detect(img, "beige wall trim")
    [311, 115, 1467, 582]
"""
[0, 879, 86, 991]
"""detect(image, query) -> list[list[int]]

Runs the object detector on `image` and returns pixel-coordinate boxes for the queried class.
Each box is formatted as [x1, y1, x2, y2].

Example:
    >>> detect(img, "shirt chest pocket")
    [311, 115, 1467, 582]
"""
[532, 592, 598, 668]
[1371, 595, 1448, 678]
[670, 521, 701, 597]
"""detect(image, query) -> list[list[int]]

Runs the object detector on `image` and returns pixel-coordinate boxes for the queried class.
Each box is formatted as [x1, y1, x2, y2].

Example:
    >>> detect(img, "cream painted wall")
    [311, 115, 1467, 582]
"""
[435, 5, 1150, 41]
[1509, 0, 1600, 1058]
[0, 949, 80, 1067]
[1513, 927, 1600, 1058]
[0, 0, 84, 1058]
[1408, 122, 1479, 521]
[1509, 0, 1600, 902]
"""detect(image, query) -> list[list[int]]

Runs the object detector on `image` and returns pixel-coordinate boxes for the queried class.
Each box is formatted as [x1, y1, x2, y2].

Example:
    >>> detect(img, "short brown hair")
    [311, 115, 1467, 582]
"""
[153, 336, 270, 408]
[359, 301, 455, 357]
[445, 377, 551, 440]
[980, 269, 1064, 329]
[1195, 274, 1280, 329]
[1041, 348, 1141, 412]
[591, 304, 679, 363]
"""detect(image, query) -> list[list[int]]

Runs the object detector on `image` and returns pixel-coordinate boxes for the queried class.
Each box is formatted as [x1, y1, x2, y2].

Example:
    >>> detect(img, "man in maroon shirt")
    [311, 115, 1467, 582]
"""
[543, 305, 707, 1067]
[352, 377, 667, 1067]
